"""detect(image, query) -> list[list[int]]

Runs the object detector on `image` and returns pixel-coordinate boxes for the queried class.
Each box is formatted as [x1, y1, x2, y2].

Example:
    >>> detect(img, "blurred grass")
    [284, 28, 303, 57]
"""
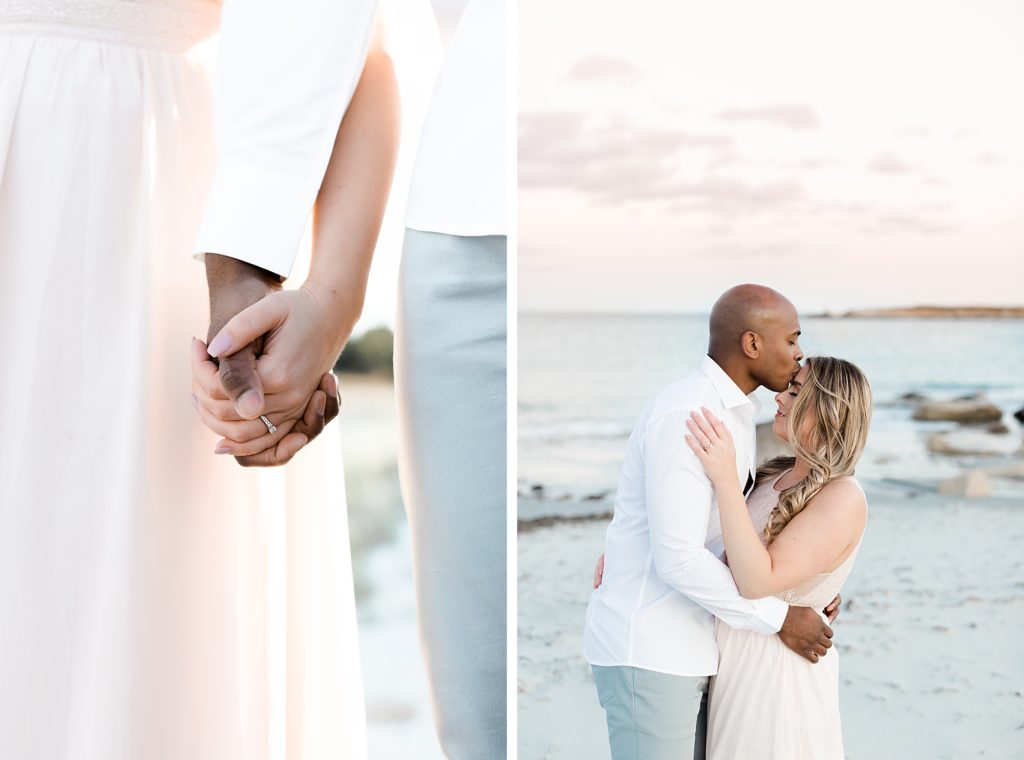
[336, 327, 394, 378]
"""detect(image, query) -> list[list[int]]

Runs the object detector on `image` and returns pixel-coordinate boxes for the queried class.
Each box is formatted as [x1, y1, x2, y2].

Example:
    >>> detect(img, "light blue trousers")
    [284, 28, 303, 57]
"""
[592, 665, 709, 760]
[394, 230, 507, 759]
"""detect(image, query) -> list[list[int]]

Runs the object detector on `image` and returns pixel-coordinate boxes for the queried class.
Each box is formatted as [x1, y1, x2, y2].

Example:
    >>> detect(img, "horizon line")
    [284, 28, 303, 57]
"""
[520, 303, 1024, 317]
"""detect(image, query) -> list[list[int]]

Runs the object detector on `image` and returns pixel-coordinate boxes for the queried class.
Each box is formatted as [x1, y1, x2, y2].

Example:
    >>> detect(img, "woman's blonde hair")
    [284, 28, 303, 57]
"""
[755, 356, 872, 545]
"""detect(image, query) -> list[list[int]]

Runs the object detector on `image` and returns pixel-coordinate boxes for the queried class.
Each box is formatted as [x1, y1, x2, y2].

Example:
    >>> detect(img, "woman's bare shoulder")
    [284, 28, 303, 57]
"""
[811, 477, 868, 521]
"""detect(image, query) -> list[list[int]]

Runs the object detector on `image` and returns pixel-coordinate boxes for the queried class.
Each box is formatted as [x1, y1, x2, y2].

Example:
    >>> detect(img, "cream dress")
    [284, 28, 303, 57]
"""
[707, 473, 865, 760]
[0, 3, 364, 758]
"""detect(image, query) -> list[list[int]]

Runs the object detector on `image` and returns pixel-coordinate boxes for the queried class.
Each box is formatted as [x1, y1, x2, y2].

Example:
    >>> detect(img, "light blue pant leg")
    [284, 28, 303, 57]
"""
[394, 229, 507, 759]
[592, 665, 709, 760]
[693, 678, 708, 760]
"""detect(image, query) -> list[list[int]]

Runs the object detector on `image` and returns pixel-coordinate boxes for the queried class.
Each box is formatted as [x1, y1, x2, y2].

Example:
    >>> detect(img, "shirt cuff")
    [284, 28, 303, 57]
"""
[754, 595, 789, 634]
[193, 158, 314, 279]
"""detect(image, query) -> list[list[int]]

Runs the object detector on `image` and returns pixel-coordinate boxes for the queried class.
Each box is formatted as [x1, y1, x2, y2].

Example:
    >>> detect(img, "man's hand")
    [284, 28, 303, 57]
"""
[199, 279, 357, 459]
[824, 594, 842, 624]
[191, 338, 341, 465]
[195, 254, 347, 466]
[205, 253, 280, 419]
[778, 606, 833, 664]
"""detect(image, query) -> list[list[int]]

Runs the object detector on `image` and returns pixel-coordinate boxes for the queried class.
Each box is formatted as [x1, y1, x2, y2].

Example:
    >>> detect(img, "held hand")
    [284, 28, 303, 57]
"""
[203, 253, 280, 419]
[594, 553, 605, 588]
[684, 407, 739, 487]
[778, 606, 834, 664]
[191, 338, 341, 465]
[824, 593, 842, 624]
[196, 253, 320, 463]
[199, 282, 355, 459]
[223, 371, 341, 467]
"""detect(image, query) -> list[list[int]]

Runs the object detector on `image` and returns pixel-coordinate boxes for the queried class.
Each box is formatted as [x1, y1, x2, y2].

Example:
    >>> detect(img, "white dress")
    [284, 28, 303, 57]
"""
[0, 4, 365, 759]
[707, 473, 865, 760]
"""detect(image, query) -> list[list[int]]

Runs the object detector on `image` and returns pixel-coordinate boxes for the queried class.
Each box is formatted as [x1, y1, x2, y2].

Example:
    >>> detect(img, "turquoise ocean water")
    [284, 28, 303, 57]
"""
[518, 313, 1024, 518]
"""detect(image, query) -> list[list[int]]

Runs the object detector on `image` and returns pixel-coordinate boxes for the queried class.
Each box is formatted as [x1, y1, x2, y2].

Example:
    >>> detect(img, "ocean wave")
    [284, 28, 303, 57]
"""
[518, 420, 633, 441]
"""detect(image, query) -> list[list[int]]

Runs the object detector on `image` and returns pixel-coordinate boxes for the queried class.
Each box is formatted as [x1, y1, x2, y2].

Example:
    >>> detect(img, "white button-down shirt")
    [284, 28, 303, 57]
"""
[405, 0, 506, 237]
[193, 0, 506, 279]
[584, 356, 788, 677]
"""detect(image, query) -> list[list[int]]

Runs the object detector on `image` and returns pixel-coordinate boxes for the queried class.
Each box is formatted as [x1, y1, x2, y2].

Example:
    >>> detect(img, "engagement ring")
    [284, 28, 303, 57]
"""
[260, 415, 277, 435]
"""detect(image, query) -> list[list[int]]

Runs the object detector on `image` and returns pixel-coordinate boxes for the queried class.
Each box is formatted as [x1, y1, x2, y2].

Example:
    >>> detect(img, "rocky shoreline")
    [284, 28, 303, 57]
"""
[814, 306, 1024, 319]
[519, 392, 1024, 518]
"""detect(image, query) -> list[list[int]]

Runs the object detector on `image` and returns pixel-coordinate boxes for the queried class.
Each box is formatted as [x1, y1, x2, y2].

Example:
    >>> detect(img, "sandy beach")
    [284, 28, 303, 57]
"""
[336, 373, 443, 760]
[517, 487, 1024, 759]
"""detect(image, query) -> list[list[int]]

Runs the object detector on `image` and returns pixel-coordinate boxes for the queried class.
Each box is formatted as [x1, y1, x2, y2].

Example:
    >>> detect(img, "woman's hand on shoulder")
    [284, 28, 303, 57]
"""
[684, 407, 739, 489]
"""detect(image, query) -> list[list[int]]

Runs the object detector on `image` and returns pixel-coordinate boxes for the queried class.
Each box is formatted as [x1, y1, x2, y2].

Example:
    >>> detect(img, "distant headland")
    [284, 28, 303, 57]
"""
[812, 306, 1024, 319]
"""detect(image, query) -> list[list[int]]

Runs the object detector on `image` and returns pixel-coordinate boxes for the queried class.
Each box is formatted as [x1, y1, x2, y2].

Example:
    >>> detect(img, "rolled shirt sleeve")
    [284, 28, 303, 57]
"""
[193, 0, 378, 278]
[644, 410, 788, 635]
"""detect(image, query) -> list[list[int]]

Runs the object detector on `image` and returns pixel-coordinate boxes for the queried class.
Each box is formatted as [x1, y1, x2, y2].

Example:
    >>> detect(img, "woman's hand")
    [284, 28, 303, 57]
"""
[193, 283, 355, 463]
[593, 553, 605, 588]
[190, 338, 341, 465]
[684, 407, 740, 489]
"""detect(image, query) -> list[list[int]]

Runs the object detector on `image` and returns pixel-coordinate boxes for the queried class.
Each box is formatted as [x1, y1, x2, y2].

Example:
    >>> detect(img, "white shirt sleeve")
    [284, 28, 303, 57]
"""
[193, 0, 379, 278]
[644, 410, 788, 634]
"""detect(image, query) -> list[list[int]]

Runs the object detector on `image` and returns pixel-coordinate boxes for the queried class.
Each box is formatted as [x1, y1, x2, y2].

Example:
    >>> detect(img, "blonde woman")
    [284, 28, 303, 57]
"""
[684, 356, 871, 759]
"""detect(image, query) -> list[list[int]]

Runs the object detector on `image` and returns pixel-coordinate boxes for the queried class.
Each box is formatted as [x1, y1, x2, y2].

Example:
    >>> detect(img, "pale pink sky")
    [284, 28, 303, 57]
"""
[518, 0, 1024, 313]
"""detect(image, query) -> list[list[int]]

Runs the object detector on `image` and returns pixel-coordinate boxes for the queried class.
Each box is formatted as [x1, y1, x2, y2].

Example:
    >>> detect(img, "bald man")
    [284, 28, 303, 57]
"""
[584, 284, 835, 760]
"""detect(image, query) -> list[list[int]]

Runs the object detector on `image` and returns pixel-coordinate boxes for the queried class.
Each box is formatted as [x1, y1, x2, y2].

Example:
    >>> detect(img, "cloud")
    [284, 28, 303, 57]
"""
[867, 152, 917, 174]
[656, 178, 805, 217]
[675, 178, 803, 206]
[696, 241, 801, 259]
[566, 55, 641, 85]
[794, 157, 842, 170]
[518, 112, 688, 193]
[519, 110, 741, 205]
[815, 201, 870, 218]
[705, 223, 734, 236]
[865, 212, 958, 236]
[519, 110, 807, 214]
[901, 126, 931, 138]
[518, 110, 587, 159]
[717, 104, 819, 130]
[518, 243, 568, 273]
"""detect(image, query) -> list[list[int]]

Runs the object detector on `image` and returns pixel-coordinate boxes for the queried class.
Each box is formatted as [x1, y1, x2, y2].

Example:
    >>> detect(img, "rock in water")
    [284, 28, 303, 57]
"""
[937, 470, 992, 498]
[1014, 407, 1024, 424]
[898, 392, 928, 404]
[912, 399, 1003, 423]
[986, 461, 1024, 480]
[954, 392, 986, 402]
[927, 430, 1018, 457]
[986, 422, 1011, 434]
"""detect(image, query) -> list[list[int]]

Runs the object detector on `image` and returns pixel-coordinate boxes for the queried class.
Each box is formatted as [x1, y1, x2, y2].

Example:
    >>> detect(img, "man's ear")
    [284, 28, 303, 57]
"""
[741, 331, 760, 359]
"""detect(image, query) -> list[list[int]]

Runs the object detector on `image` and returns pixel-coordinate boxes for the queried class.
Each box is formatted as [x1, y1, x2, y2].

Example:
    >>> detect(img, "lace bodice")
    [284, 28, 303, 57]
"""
[0, 0, 221, 51]
[743, 472, 864, 609]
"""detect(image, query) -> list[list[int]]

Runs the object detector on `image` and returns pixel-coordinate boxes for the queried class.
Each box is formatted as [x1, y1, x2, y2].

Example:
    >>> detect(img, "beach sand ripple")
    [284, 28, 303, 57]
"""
[518, 491, 1024, 760]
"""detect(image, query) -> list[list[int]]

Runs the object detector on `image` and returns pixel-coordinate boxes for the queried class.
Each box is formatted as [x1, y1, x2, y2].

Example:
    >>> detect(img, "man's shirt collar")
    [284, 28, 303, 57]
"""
[700, 355, 761, 415]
